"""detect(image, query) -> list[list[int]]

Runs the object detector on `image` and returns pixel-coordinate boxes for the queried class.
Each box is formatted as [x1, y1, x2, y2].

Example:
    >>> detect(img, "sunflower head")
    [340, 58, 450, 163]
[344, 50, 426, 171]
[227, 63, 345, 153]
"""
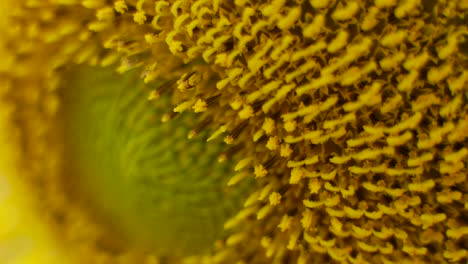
[1, 0, 468, 264]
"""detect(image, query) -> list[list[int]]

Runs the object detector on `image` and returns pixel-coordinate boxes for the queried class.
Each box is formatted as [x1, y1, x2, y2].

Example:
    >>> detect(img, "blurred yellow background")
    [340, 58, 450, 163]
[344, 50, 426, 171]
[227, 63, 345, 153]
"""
[0, 1, 71, 263]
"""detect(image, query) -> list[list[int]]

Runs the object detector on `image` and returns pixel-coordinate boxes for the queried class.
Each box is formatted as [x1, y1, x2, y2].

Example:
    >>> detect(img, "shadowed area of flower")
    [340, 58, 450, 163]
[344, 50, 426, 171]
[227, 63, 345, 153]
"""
[61, 65, 252, 259]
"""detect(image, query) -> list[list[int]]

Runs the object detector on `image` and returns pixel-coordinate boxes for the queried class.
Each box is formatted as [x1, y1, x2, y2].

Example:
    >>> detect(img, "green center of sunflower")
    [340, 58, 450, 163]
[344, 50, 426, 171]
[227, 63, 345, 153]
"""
[61, 65, 250, 258]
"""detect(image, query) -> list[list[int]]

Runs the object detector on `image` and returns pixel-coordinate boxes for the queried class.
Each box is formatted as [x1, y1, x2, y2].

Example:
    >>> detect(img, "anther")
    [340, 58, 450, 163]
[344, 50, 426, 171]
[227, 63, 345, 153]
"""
[177, 71, 201, 92]
[161, 112, 178, 123]
[205, 94, 222, 106]
[218, 144, 245, 162]
[224, 121, 249, 144]
[264, 156, 278, 169]
[188, 117, 213, 139]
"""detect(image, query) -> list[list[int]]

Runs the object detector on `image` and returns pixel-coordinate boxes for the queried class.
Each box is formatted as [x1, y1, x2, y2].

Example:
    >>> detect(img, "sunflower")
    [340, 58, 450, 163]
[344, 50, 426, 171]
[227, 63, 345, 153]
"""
[1, 0, 467, 264]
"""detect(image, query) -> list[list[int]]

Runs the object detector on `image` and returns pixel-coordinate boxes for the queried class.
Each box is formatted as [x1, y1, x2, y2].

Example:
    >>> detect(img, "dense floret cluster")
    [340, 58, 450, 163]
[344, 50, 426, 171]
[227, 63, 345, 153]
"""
[0, 0, 466, 263]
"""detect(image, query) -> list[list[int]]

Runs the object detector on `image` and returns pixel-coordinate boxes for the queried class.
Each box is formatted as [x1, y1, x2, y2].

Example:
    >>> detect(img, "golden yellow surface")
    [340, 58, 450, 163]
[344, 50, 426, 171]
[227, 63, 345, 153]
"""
[1, 4, 66, 262]
[0, 0, 467, 263]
